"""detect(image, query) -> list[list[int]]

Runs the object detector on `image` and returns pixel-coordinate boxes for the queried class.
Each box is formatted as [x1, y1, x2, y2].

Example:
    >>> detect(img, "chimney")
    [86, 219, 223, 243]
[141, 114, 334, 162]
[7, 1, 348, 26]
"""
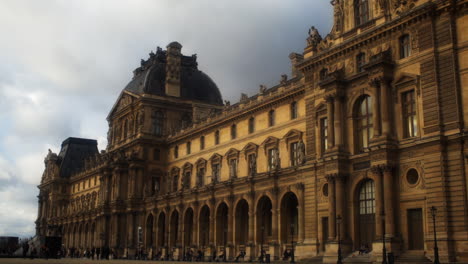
[289, 52, 304, 78]
[165, 42, 182, 97]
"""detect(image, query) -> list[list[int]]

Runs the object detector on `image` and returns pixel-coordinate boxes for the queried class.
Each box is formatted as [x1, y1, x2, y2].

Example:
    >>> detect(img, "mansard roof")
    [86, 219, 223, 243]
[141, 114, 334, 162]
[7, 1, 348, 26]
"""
[57, 137, 99, 179]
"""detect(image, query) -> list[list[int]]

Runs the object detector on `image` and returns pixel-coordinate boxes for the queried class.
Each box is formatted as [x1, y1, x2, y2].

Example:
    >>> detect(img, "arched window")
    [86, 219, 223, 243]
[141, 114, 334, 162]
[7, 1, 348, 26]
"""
[400, 34, 411, 59]
[268, 110, 275, 127]
[358, 179, 375, 248]
[248, 117, 255, 134]
[214, 130, 220, 145]
[231, 124, 237, 140]
[290, 102, 298, 120]
[354, 0, 369, 26]
[356, 96, 373, 152]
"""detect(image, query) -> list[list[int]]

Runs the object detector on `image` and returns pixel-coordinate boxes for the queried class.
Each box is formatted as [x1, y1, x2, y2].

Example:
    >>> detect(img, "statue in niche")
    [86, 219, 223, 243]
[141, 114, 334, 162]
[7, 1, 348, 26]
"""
[377, 0, 389, 14]
[297, 140, 306, 165]
[331, 0, 344, 33]
[137, 109, 145, 131]
[307, 26, 322, 51]
[249, 155, 257, 176]
[272, 149, 280, 171]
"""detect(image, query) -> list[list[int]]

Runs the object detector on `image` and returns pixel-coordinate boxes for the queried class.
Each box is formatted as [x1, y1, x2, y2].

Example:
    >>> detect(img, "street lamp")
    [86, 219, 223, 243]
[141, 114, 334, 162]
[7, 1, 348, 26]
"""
[290, 223, 295, 264]
[381, 212, 387, 264]
[261, 225, 265, 263]
[336, 215, 343, 264]
[430, 206, 440, 264]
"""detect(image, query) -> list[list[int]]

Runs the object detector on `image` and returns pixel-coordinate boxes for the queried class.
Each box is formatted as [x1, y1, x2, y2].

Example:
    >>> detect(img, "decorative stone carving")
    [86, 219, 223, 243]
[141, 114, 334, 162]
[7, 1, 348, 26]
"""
[392, 0, 418, 15]
[240, 93, 249, 103]
[249, 154, 257, 176]
[297, 140, 306, 165]
[259, 85, 267, 95]
[307, 26, 322, 51]
[280, 74, 288, 85]
[224, 100, 231, 107]
[331, 0, 344, 33]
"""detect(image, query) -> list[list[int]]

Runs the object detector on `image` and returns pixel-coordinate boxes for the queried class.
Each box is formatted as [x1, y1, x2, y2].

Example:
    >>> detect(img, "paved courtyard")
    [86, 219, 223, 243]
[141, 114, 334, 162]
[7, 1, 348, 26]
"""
[0, 259, 252, 264]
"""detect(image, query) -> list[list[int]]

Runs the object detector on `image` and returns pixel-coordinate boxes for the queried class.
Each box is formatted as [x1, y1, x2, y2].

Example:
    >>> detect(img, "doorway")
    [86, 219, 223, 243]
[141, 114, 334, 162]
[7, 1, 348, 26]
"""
[407, 208, 424, 250]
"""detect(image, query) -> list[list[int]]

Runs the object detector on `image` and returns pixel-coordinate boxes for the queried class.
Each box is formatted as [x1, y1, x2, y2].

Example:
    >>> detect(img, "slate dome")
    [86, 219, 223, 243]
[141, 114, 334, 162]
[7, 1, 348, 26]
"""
[123, 44, 223, 105]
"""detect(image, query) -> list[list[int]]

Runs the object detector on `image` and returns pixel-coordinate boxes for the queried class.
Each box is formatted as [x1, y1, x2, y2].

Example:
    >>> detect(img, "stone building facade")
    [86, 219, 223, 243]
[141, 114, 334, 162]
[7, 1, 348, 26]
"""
[36, 0, 468, 262]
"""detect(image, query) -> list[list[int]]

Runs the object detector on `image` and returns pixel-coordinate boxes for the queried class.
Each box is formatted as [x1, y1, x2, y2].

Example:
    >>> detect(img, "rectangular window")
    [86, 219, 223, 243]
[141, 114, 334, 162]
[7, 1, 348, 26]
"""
[174, 146, 179, 159]
[320, 118, 328, 154]
[229, 159, 237, 178]
[153, 148, 160, 161]
[268, 110, 275, 127]
[200, 136, 205, 150]
[231, 124, 237, 140]
[290, 142, 299, 166]
[402, 90, 418, 138]
[215, 130, 220, 145]
[356, 53, 366, 73]
[187, 141, 191, 155]
[355, 0, 369, 26]
[400, 35, 411, 59]
[248, 117, 255, 134]
[212, 163, 220, 182]
[291, 102, 298, 120]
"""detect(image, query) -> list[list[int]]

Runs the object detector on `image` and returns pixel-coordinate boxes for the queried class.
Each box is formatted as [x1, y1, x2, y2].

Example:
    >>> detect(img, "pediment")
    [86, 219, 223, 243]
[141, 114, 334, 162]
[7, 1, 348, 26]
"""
[242, 142, 259, 153]
[107, 91, 138, 119]
[393, 73, 420, 88]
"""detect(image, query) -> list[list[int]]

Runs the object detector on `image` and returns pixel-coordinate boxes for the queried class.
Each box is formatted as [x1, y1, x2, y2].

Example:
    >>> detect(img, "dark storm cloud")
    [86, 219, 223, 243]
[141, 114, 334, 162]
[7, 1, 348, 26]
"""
[0, 0, 332, 237]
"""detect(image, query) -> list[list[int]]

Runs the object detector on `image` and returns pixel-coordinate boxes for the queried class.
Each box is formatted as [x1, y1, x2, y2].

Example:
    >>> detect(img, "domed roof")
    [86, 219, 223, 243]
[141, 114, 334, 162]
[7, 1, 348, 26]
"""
[124, 45, 223, 105]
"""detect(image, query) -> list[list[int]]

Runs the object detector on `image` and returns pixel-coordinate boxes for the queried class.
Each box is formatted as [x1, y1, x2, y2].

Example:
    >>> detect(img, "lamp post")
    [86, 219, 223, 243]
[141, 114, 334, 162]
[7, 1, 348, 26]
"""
[381, 212, 387, 264]
[261, 225, 265, 263]
[336, 215, 343, 264]
[430, 206, 440, 264]
[290, 223, 295, 264]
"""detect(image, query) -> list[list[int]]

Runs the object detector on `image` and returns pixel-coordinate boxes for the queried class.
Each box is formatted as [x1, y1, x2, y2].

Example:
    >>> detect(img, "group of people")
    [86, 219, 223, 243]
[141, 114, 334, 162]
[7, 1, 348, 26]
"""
[64, 247, 115, 259]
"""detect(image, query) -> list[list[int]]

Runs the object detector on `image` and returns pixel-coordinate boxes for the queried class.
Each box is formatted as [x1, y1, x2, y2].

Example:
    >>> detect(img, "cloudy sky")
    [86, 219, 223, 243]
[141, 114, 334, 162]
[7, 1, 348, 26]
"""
[0, 0, 331, 237]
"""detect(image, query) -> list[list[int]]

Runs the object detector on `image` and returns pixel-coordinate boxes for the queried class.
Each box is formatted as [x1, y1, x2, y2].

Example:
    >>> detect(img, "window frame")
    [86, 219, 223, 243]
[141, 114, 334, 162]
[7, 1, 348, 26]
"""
[200, 136, 205, 150]
[355, 95, 374, 153]
[356, 52, 366, 73]
[248, 117, 255, 134]
[231, 124, 237, 140]
[214, 130, 220, 145]
[402, 90, 418, 138]
[399, 34, 411, 59]
[354, 0, 369, 27]
[290, 102, 298, 120]
[320, 117, 329, 155]
[268, 109, 276, 127]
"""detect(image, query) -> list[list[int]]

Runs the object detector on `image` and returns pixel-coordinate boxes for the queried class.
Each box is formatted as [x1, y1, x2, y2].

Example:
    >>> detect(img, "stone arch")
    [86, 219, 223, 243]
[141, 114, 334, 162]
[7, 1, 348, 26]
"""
[353, 178, 376, 251]
[184, 207, 194, 248]
[347, 90, 376, 117]
[216, 202, 229, 246]
[280, 192, 299, 244]
[199, 205, 210, 247]
[256, 195, 273, 244]
[146, 213, 155, 249]
[157, 211, 166, 249]
[169, 210, 180, 248]
[235, 199, 249, 245]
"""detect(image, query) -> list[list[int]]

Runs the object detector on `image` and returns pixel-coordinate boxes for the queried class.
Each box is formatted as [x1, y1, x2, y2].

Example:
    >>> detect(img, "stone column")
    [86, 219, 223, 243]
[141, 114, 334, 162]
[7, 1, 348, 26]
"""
[193, 202, 199, 248]
[247, 191, 255, 261]
[209, 201, 216, 247]
[370, 80, 382, 137]
[380, 79, 391, 136]
[335, 175, 346, 239]
[382, 166, 395, 237]
[371, 166, 383, 239]
[227, 199, 235, 259]
[296, 183, 305, 243]
[326, 175, 336, 240]
[334, 96, 343, 147]
[326, 96, 335, 149]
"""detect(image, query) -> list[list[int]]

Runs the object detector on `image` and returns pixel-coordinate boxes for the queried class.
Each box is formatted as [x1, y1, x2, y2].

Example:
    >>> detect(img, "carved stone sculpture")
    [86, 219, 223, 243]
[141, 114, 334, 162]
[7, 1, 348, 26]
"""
[307, 26, 322, 51]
